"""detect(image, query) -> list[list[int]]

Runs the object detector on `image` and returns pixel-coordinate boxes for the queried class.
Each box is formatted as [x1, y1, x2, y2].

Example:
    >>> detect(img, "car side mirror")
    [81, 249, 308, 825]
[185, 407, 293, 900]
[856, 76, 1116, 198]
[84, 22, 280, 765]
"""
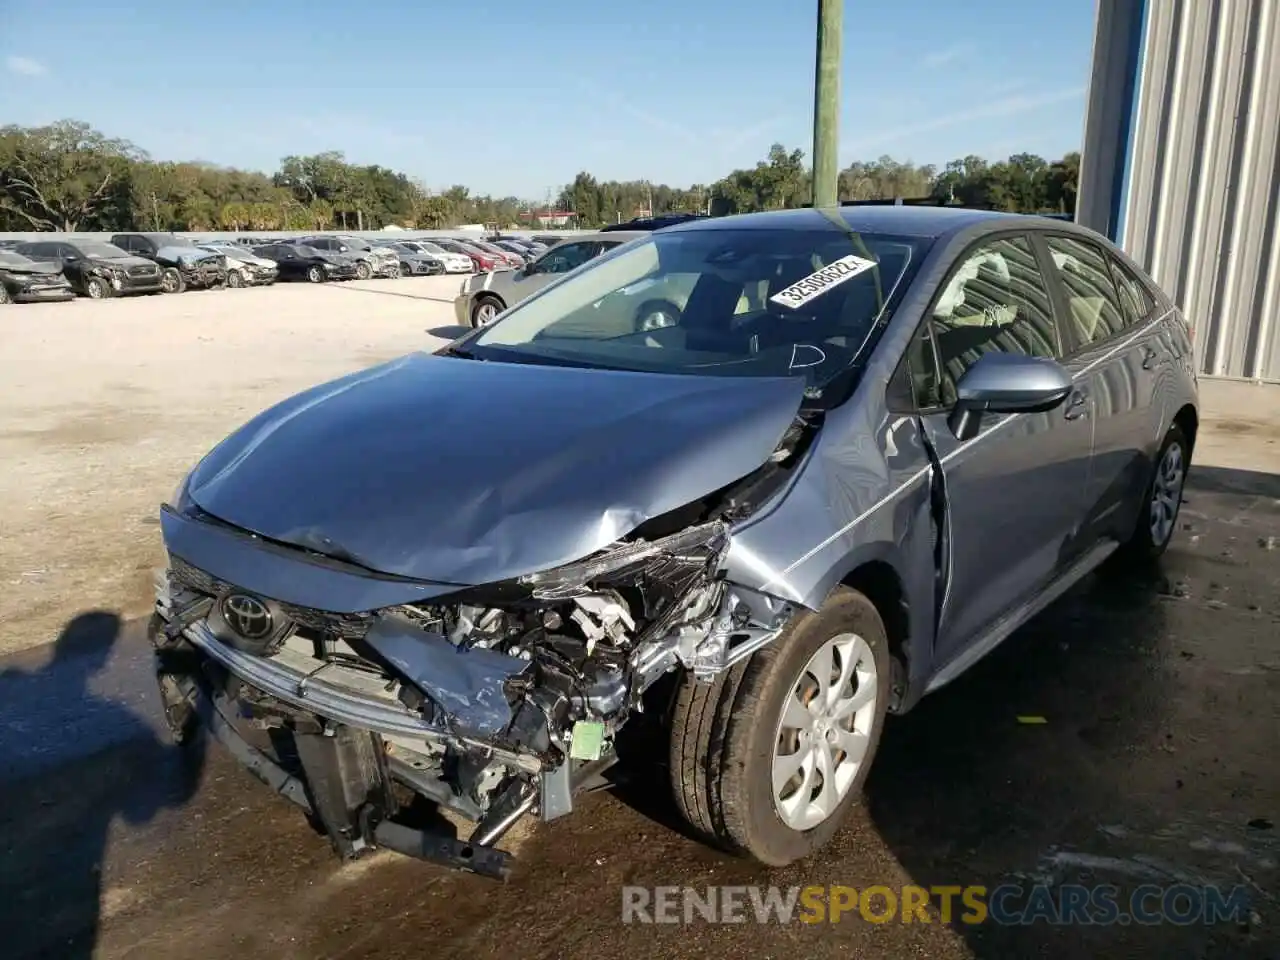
[947, 352, 1073, 442]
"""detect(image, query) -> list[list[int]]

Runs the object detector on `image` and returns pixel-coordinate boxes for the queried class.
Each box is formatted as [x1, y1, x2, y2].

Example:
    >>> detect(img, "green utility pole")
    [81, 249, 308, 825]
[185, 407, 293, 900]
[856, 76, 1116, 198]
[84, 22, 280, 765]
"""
[812, 0, 843, 208]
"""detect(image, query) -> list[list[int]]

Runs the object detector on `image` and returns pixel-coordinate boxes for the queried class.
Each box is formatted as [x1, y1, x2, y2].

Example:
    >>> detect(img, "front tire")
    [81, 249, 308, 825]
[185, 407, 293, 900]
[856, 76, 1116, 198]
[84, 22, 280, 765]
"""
[306, 265, 325, 283]
[227, 269, 245, 289]
[0, 284, 11, 305]
[355, 260, 372, 280]
[85, 277, 111, 299]
[160, 268, 184, 294]
[1120, 422, 1189, 560]
[470, 295, 503, 327]
[669, 586, 891, 866]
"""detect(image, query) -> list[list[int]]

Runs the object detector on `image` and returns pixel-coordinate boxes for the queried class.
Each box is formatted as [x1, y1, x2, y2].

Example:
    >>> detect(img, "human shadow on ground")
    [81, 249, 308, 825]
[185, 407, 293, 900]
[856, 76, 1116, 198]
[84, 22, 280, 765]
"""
[0, 611, 207, 959]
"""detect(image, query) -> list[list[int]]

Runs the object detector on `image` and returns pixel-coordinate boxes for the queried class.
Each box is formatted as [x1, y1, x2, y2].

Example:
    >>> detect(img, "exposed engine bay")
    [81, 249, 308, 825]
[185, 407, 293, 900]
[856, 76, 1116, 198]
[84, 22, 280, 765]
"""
[151, 414, 813, 878]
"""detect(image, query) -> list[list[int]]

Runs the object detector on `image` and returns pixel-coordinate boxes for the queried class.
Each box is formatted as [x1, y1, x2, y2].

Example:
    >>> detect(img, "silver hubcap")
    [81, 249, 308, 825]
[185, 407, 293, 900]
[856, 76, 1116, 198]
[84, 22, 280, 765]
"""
[772, 632, 878, 831]
[475, 303, 498, 325]
[639, 309, 675, 331]
[1150, 441, 1185, 544]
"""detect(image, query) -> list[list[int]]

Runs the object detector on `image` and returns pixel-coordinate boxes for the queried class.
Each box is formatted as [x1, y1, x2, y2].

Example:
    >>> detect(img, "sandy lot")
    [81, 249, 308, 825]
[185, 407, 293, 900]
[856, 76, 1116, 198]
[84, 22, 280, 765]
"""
[1, 281, 1276, 657]
[0, 276, 462, 655]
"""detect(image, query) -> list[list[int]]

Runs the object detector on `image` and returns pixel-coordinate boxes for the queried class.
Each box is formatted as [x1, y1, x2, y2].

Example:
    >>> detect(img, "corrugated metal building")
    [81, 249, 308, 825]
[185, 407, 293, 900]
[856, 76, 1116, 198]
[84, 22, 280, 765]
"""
[1078, 0, 1280, 383]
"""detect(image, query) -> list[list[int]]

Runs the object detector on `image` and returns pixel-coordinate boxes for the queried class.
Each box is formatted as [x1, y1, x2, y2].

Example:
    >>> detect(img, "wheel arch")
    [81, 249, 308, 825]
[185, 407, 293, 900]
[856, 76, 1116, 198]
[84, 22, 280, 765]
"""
[1173, 403, 1198, 454]
[839, 558, 912, 713]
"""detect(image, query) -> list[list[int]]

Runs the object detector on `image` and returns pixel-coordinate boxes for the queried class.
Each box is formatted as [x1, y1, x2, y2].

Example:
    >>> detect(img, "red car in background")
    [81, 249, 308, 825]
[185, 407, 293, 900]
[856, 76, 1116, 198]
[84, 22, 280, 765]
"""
[428, 237, 506, 272]
[464, 238, 525, 269]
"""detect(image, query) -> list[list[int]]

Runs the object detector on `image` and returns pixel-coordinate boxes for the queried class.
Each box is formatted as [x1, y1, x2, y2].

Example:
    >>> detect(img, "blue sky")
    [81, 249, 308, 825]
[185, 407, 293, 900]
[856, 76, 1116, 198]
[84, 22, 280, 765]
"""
[2, 0, 1095, 198]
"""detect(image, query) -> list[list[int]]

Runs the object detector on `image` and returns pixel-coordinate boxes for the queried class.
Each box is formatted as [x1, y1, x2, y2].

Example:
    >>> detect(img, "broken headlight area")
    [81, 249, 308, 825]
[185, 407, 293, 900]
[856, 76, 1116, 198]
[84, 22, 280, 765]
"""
[151, 519, 793, 877]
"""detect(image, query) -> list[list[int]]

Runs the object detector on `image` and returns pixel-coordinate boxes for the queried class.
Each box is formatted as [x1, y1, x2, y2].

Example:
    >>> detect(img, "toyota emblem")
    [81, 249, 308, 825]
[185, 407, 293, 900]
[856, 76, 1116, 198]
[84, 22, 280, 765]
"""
[220, 593, 273, 640]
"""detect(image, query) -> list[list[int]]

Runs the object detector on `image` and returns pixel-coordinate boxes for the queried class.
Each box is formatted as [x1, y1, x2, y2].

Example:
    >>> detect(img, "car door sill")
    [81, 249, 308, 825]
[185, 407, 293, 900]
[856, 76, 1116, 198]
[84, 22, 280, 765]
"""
[924, 538, 1120, 695]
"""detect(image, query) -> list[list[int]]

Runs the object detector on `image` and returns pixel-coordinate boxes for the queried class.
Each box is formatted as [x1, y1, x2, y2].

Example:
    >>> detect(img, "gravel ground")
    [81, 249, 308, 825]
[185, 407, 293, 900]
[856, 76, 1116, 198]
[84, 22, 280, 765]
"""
[0, 277, 462, 656]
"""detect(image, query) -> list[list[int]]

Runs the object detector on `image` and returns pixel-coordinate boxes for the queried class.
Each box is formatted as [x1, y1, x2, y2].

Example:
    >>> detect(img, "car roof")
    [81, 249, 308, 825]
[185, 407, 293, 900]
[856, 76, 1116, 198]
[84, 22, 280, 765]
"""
[662, 206, 1025, 240]
[584, 230, 650, 243]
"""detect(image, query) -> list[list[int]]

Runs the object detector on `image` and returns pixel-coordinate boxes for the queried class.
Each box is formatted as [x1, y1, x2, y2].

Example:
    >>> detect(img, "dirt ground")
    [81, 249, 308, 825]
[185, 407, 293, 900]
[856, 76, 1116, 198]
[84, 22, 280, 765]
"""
[0, 277, 462, 656]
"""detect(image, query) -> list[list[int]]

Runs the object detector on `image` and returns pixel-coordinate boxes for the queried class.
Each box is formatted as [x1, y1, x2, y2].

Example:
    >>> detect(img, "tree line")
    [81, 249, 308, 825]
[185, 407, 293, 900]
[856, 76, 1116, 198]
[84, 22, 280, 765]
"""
[0, 120, 1079, 234]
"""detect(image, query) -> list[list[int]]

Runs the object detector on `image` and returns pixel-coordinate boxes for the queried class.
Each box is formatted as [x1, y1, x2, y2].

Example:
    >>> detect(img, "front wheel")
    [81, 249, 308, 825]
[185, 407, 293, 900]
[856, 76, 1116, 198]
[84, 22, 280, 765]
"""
[355, 260, 372, 281]
[85, 276, 112, 299]
[1119, 422, 1189, 560]
[669, 586, 891, 866]
[634, 299, 681, 332]
[306, 265, 325, 283]
[0, 284, 11, 305]
[470, 295, 502, 327]
[227, 269, 245, 289]
[160, 268, 184, 294]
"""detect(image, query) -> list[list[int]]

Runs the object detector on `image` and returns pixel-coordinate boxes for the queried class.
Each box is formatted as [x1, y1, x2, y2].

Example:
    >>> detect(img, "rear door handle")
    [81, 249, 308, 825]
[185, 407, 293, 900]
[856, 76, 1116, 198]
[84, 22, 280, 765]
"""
[1063, 390, 1089, 420]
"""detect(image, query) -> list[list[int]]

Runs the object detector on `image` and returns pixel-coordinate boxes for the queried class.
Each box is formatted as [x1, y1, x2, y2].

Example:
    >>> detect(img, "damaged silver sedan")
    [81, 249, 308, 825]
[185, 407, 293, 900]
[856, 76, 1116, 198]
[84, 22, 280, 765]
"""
[152, 207, 1198, 878]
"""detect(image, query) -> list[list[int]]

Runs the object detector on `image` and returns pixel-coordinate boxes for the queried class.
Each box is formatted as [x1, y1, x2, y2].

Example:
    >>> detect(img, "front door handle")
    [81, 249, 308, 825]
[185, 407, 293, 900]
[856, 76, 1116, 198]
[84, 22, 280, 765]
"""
[1063, 390, 1089, 420]
[1141, 345, 1159, 370]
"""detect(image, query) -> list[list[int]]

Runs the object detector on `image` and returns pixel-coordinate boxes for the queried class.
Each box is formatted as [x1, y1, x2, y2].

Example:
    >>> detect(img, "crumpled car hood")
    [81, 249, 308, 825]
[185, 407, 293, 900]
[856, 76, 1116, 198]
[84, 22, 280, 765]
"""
[185, 352, 805, 586]
[156, 245, 219, 264]
[0, 260, 63, 277]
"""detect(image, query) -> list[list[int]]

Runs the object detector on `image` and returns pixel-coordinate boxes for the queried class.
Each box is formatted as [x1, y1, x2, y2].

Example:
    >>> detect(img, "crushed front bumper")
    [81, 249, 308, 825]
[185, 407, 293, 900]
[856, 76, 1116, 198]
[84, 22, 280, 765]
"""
[13, 281, 75, 302]
[150, 612, 520, 879]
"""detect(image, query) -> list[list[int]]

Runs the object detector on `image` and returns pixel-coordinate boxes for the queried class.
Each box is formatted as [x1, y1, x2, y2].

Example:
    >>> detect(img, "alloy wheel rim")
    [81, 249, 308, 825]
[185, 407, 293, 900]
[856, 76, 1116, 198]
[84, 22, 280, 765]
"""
[771, 632, 877, 831]
[476, 303, 498, 326]
[1150, 441, 1185, 545]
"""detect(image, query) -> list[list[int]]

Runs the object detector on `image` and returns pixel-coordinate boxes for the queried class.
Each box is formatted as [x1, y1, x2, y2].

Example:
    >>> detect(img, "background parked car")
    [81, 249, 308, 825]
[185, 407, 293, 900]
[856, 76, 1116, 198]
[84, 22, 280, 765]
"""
[197, 242, 279, 287]
[487, 239, 535, 263]
[110, 233, 228, 293]
[0, 250, 75, 303]
[463, 238, 524, 269]
[16, 239, 165, 297]
[383, 242, 445, 276]
[253, 243, 360, 282]
[299, 235, 400, 279]
[429, 237, 503, 273]
[402, 240, 473, 273]
[454, 230, 647, 326]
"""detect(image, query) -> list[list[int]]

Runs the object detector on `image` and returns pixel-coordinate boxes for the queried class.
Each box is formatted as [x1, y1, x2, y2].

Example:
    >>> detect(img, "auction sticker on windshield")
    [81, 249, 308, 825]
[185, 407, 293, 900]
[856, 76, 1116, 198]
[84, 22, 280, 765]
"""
[769, 255, 877, 309]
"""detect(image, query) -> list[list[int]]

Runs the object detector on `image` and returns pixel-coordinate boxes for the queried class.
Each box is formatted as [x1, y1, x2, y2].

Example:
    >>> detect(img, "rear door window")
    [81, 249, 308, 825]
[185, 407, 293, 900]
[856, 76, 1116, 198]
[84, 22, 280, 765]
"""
[1043, 235, 1127, 349]
[1108, 257, 1157, 326]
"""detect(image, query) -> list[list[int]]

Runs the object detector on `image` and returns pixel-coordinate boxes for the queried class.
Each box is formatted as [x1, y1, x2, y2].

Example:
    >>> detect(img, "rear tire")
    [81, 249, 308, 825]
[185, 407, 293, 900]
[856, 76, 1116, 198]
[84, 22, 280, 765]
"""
[1118, 422, 1189, 560]
[668, 586, 891, 866]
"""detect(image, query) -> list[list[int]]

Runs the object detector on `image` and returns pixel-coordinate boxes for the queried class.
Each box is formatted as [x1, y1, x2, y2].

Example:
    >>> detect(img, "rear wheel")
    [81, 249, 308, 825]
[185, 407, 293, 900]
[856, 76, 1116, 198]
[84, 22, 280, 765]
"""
[668, 586, 891, 865]
[471, 295, 503, 327]
[1119, 422, 1189, 560]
